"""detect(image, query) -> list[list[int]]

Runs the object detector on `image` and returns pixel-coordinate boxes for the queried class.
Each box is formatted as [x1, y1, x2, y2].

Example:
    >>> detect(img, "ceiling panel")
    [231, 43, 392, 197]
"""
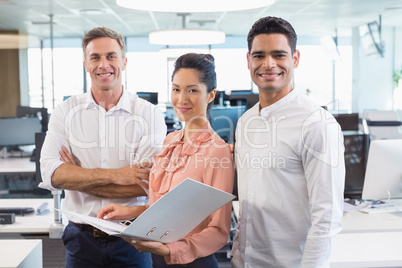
[0, 0, 401, 40]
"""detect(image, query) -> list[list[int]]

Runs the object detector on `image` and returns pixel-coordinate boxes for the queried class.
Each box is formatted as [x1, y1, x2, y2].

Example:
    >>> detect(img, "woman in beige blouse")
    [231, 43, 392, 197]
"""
[97, 53, 234, 267]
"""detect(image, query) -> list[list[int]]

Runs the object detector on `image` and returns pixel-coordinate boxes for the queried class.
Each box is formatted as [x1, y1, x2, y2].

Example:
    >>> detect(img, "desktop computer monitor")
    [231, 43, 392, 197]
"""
[137, 92, 158, 105]
[209, 106, 246, 144]
[0, 117, 42, 148]
[361, 139, 402, 200]
[16, 105, 49, 132]
[229, 91, 259, 110]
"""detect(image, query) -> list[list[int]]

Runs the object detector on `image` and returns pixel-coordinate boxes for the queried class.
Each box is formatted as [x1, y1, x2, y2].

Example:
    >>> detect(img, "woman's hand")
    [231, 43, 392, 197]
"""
[97, 203, 146, 220]
[127, 239, 170, 257]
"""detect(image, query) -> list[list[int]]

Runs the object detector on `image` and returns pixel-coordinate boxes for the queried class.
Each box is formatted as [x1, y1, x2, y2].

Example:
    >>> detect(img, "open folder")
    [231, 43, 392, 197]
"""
[58, 178, 235, 243]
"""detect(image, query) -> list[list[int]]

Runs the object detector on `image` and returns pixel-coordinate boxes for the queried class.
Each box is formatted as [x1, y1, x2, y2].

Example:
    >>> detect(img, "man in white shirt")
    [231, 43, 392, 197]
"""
[231, 17, 345, 267]
[39, 27, 166, 267]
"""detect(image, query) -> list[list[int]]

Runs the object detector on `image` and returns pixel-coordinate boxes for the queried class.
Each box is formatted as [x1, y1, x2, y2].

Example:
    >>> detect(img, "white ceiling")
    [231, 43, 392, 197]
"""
[0, 0, 402, 40]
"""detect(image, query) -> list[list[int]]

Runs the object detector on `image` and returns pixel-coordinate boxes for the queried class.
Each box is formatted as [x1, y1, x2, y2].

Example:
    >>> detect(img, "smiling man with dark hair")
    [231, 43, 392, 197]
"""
[231, 17, 345, 268]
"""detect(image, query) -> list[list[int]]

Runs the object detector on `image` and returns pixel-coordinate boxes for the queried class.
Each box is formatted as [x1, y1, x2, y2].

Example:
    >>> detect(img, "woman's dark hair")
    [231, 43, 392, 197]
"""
[247, 16, 297, 54]
[172, 53, 217, 93]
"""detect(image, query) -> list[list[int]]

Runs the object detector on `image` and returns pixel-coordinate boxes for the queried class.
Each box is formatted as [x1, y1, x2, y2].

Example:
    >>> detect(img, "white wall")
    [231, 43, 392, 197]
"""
[352, 26, 396, 112]
[395, 26, 402, 70]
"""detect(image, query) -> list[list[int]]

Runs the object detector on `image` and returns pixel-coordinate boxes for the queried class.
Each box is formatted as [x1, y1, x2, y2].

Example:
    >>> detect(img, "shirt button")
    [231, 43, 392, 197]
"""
[247, 219, 252, 223]
[246, 242, 251, 247]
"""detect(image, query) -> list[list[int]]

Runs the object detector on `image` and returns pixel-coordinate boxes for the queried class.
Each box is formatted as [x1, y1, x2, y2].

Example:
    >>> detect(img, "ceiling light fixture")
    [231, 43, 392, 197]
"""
[116, 0, 275, 13]
[149, 29, 225, 45]
[149, 13, 225, 46]
[79, 9, 107, 15]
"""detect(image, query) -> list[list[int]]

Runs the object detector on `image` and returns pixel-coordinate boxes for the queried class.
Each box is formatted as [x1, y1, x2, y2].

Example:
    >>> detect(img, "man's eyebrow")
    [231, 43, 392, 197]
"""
[251, 50, 289, 55]
[251, 51, 265, 56]
[89, 52, 117, 57]
[271, 50, 289, 54]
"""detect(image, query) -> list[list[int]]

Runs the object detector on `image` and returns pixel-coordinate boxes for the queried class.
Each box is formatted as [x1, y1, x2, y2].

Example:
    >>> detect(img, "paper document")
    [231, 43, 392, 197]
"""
[58, 178, 235, 243]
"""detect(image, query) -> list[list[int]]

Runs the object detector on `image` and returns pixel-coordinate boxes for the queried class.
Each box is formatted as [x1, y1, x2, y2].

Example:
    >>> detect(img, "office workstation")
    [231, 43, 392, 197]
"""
[1, 0, 402, 267]
[1, 108, 401, 267]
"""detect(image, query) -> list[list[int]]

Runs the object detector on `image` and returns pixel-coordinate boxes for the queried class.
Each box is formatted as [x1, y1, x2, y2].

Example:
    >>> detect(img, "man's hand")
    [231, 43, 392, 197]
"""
[113, 162, 153, 189]
[55, 147, 152, 197]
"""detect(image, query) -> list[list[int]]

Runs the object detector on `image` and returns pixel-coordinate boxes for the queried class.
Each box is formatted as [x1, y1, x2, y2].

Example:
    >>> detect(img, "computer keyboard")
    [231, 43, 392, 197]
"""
[0, 207, 34, 216]
[359, 206, 402, 214]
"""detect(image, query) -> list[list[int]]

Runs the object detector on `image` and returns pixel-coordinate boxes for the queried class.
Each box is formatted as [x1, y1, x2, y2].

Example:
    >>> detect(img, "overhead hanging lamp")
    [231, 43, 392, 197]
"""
[149, 29, 225, 46]
[116, 0, 275, 13]
[148, 13, 225, 46]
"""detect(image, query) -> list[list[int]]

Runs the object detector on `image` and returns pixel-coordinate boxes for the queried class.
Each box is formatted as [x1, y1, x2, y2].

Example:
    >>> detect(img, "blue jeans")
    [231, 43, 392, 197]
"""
[151, 254, 218, 268]
[63, 222, 152, 268]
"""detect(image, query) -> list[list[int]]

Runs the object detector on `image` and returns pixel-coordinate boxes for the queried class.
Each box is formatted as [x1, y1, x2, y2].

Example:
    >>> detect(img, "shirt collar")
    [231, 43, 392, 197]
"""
[84, 87, 131, 113]
[113, 88, 131, 113]
[260, 89, 297, 120]
[83, 92, 97, 109]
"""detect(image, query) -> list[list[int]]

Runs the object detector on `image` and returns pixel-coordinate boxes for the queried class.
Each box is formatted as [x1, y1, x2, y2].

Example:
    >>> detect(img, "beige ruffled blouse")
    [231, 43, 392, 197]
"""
[149, 123, 234, 264]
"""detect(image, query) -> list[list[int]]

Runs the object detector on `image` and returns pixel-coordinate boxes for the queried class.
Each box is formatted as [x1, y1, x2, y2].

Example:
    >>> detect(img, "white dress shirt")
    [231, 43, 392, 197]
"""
[39, 89, 167, 220]
[231, 90, 345, 268]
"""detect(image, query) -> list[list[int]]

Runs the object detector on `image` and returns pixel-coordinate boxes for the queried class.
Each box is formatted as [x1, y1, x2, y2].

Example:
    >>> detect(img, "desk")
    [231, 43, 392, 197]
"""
[342, 210, 402, 233]
[331, 232, 402, 267]
[333, 202, 402, 267]
[233, 200, 402, 267]
[0, 157, 43, 197]
[342, 200, 402, 233]
[0, 157, 35, 174]
[0, 198, 65, 235]
[0, 239, 42, 268]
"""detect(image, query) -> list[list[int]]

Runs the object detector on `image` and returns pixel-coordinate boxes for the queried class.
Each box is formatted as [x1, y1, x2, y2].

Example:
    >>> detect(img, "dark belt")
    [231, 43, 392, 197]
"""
[71, 221, 110, 238]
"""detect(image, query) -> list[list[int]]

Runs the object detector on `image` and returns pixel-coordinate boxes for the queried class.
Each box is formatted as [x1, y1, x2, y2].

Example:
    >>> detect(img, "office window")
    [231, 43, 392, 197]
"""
[51, 48, 85, 110]
[125, 49, 210, 104]
[28, 47, 84, 112]
[295, 45, 352, 112]
[27, 48, 43, 108]
[335, 46, 353, 111]
[394, 87, 402, 109]
[125, 52, 166, 102]
[125, 48, 253, 105]
[212, 48, 251, 92]
[27, 39, 352, 113]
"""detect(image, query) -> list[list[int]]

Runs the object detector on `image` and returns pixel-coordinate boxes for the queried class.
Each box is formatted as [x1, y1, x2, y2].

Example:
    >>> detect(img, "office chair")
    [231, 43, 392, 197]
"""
[35, 132, 64, 239]
[362, 110, 402, 140]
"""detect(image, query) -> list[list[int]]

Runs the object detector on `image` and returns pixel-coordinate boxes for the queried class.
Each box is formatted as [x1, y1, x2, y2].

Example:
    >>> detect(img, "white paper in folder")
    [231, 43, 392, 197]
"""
[57, 178, 235, 243]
